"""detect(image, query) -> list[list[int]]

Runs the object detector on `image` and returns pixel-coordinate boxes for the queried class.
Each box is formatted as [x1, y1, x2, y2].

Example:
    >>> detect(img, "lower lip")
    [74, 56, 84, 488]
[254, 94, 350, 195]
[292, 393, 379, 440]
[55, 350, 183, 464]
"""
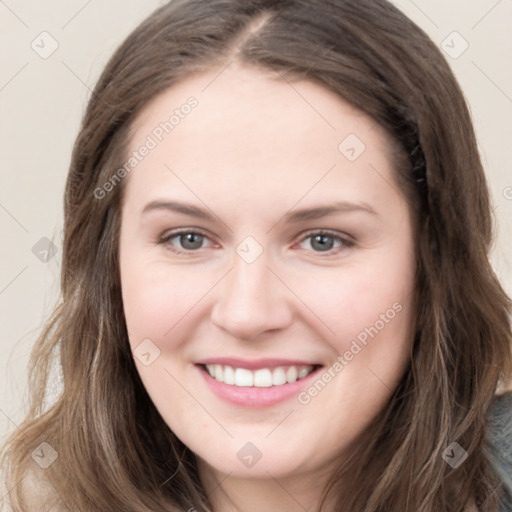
[196, 365, 322, 407]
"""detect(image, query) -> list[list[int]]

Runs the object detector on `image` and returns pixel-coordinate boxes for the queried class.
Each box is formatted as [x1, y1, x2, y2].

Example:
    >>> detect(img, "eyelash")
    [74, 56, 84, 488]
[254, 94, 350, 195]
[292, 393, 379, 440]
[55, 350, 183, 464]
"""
[157, 228, 355, 256]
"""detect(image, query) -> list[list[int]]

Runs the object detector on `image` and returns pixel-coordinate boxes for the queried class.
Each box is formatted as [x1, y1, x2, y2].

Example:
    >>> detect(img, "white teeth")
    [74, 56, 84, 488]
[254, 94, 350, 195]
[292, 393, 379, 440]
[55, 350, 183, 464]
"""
[214, 364, 224, 382]
[286, 366, 298, 383]
[234, 368, 253, 387]
[204, 364, 315, 387]
[297, 367, 310, 379]
[224, 365, 235, 385]
[254, 368, 272, 387]
[272, 367, 287, 385]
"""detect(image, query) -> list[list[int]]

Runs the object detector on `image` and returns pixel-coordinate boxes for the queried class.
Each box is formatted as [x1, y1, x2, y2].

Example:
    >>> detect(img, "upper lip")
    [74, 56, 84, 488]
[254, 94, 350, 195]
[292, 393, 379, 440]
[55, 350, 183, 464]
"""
[196, 357, 321, 370]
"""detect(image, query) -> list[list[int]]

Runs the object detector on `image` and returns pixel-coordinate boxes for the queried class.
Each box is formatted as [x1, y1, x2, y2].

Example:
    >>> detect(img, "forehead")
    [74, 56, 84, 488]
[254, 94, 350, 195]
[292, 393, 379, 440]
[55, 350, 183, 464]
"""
[122, 64, 402, 214]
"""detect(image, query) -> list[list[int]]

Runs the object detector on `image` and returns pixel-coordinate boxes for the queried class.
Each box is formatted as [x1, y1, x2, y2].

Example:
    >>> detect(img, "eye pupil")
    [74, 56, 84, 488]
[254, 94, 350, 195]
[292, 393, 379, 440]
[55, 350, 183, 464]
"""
[311, 234, 334, 252]
[180, 233, 203, 250]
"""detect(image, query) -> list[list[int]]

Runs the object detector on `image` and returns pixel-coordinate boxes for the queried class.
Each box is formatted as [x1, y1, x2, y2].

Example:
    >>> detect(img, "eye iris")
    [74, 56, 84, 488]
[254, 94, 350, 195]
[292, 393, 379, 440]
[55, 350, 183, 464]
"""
[311, 234, 334, 252]
[180, 233, 203, 250]
[173, 233, 339, 252]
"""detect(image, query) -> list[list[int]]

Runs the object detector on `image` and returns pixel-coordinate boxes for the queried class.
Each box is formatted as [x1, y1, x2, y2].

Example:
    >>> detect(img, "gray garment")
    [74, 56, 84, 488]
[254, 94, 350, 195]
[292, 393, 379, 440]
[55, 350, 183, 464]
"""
[487, 391, 512, 512]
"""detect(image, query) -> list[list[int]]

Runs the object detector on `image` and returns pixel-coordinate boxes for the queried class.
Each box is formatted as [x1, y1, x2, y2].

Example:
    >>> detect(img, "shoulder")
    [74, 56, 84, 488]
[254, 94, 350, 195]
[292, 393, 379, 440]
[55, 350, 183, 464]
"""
[487, 391, 512, 512]
[487, 391, 512, 456]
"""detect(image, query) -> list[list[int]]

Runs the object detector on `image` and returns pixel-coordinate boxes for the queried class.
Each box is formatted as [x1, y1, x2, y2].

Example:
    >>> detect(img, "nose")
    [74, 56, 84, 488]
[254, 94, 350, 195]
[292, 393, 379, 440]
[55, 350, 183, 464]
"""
[210, 250, 293, 341]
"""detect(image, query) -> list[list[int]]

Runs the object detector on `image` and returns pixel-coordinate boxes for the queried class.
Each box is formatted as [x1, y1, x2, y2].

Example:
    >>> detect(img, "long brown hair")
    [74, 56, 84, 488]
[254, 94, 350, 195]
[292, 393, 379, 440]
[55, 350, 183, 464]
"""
[2, 0, 511, 510]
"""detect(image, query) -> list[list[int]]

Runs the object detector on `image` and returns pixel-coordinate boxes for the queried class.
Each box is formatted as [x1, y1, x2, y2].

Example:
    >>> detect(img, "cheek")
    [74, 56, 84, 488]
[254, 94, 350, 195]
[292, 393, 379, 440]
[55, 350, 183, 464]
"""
[120, 257, 223, 348]
[338, 241, 414, 345]
[290, 265, 414, 445]
[292, 258, 414, 354]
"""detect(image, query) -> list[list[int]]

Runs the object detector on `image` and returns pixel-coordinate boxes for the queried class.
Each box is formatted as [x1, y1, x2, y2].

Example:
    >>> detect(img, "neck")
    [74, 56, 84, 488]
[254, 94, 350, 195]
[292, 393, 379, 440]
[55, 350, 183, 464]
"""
[198, 461, 337, 512]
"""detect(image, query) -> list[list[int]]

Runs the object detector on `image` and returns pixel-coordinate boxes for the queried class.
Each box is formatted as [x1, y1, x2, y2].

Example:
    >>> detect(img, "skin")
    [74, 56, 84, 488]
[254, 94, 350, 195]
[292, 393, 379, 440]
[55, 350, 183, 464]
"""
[119, 63, 416, 511]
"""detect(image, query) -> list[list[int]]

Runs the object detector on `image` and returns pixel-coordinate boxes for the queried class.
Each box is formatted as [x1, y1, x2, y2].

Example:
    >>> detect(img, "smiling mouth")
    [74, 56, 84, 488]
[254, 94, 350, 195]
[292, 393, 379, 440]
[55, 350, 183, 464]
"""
[201, 364, 319, 387]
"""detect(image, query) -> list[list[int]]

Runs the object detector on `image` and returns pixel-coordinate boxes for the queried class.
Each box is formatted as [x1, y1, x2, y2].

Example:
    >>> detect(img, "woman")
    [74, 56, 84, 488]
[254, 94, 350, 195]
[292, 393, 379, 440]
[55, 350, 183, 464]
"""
[2, 0, 511, 510]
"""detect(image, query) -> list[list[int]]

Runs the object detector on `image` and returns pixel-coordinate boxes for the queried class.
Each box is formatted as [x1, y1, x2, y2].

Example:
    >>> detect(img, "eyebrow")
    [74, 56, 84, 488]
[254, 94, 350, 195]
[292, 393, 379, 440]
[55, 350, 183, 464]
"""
[141, 199, 378, 223]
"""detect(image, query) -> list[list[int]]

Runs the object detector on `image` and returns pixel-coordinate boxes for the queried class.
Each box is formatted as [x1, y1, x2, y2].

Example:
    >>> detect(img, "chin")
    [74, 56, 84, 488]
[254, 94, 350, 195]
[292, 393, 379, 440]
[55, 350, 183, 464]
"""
[194, 437, 324, 480]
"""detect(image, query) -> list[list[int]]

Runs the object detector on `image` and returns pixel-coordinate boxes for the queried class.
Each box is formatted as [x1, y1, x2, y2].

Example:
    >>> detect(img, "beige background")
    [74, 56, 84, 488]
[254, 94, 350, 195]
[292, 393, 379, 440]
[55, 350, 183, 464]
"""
[0, 0, 511, 448]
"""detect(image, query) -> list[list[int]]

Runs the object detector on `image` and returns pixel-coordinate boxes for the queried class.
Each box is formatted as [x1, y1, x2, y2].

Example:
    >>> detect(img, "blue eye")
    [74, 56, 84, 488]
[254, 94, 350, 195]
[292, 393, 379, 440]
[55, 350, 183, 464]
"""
[158, 229, 353, 255]
[159, 230, 211, 253]
[298, 231, 354, 254]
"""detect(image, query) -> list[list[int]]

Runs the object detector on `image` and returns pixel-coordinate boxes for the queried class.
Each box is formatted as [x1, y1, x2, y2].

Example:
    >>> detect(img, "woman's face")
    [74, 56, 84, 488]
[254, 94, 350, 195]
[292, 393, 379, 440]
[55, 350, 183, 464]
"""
[119, 64, 416, 482]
